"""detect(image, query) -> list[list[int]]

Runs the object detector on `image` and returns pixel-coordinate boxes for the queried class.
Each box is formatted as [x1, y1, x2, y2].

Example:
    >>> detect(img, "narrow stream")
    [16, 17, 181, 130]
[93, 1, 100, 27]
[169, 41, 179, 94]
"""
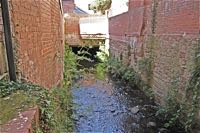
[72, 73, 184, 133]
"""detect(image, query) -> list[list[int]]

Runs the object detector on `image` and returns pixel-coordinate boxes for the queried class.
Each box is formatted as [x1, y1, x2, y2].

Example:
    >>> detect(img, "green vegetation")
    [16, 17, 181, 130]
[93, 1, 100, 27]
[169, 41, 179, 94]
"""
[152, 0, 158, 33]
[0, 80, 74, 133]
[0, 44, 83, 132]
[89, 0, 112, 14]
[156, 41, 200, 132]
[106, 58, 154, 98]
[94, 46, 109, 80]
[107, 42, 199, 131]
[138, 57, 153, 82]
[63, 45, 79, 86]
[0, 90, 33, 124]
[94, 63, 107, 80]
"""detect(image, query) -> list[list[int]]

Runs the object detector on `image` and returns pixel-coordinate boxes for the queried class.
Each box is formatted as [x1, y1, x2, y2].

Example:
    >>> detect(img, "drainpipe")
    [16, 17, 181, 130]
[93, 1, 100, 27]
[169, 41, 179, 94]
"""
[0, 0, 16, 81]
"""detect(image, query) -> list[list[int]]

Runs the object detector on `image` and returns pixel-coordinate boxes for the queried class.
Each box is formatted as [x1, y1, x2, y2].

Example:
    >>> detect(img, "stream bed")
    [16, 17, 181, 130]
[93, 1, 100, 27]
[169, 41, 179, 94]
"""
[72, 73, 184, 133]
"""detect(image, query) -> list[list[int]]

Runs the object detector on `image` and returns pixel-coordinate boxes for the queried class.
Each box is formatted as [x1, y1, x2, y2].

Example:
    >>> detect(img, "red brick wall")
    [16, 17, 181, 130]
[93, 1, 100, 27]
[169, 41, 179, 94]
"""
[156, 0, 199, 35]
[9, 0, 64, 88]
[62, 0, 82, 45]
[109, 0, 200, 120]
[62, 0, 75, 13]
[64, 15, 81, 45]
[62, 0, 78, 45]
[65, 17, 80, 34]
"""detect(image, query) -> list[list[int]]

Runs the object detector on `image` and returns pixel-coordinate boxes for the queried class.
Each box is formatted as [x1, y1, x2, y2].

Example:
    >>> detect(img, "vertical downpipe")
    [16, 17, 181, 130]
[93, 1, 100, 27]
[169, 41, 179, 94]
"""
[0, 0, 16, 81]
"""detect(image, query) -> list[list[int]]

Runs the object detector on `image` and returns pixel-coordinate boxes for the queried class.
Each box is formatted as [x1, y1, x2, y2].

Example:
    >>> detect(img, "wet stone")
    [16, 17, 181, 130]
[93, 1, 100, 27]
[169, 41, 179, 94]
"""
[147, 122, 157, 128]
[72, 74, 184, 133]
[113, 110, 121, 116]
[131, 123, 140, 129]
[109, 107, 116, 113]
[159, 128, 169, 133]
[130, 106, 140, 114]
[91, 95, 96, 98]
[78, 114, 85, 119]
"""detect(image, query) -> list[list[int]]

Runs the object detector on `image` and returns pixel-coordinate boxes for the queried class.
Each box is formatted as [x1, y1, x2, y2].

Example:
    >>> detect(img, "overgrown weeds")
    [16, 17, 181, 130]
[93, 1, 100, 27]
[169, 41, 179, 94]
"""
[0, 80, 74, 133]
[107, 58, 154, 98]
[0, 44, 82, 132]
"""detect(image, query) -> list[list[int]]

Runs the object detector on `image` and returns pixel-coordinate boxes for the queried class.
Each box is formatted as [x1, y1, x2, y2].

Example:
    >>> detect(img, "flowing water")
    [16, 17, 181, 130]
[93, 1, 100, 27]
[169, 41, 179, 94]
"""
[72, 73, 184, 133]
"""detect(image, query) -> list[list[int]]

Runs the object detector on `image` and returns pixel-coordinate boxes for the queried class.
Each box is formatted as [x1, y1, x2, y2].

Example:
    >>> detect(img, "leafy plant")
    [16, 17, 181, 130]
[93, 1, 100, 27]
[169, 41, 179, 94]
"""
[95, 63, 107, 80]
[0, 80, 74, 133]
[0, 44, 80, 132]
[107, 57, 154, 98]
[63, 45, 79, 86]
[89, 0, 112, 14]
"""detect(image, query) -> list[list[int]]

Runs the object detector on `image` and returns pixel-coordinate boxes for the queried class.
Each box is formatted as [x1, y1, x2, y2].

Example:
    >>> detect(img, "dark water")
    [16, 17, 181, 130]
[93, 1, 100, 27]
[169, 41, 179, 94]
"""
[72, 74, 185, 133]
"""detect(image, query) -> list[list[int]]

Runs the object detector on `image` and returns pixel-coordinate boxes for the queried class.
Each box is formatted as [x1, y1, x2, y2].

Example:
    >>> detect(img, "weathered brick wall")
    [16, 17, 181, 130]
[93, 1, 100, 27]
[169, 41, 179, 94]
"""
[9, 0, 64, 88]
[155, 0, 199, 35]
[109, 0, 200, 120]
[62, 0, 75, 13]
[109, 12, 129, 63]
[62, 0, 82, 46]
[64, 15, 81, 45]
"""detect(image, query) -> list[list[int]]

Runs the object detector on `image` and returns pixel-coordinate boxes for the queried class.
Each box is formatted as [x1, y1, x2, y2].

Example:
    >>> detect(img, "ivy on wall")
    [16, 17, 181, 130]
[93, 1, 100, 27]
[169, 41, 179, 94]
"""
[151, 0, 158, 34]
[138, 36, 157, 85]
[156, 39, 200, 132]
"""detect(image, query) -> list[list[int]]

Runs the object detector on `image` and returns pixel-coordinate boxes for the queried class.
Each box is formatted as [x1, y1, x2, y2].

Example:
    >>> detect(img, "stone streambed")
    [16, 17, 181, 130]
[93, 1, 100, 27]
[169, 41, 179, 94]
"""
[72, 74, 184, 133]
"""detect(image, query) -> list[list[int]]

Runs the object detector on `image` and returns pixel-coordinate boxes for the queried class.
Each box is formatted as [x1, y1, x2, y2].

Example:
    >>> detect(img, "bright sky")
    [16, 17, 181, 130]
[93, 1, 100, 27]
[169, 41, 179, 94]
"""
[74, 0, 129, 16]
[74, 0, 94, 14]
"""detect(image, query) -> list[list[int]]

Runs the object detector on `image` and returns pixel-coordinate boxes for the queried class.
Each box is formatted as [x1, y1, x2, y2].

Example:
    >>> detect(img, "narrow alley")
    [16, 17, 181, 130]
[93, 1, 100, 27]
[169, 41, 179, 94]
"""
[0, 0, 199, 133]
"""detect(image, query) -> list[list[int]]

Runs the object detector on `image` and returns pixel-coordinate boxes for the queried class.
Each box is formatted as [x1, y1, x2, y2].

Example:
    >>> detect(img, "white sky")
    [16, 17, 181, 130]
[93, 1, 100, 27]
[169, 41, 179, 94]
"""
[74, 0, 129, 16]
[74, 0, 94, 14]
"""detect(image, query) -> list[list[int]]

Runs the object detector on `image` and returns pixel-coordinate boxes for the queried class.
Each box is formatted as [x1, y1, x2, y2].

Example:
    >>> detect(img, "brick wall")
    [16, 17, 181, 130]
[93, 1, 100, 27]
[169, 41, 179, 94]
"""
[64, 15, 81, 45]
[63, 0, 75, 13]
[9, 0, 64, 88]
[109, 0, 200, 121]
[62, 0, 82, 46]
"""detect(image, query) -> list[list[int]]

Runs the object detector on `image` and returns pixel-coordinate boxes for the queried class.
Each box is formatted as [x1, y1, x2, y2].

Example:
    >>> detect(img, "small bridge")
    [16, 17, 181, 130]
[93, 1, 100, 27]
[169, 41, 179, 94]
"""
[67, 15, 109, 57]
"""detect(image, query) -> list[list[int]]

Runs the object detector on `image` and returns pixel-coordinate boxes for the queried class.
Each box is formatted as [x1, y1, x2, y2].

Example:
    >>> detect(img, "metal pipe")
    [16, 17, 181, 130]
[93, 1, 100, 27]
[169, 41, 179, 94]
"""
[0, 0, 16, 81]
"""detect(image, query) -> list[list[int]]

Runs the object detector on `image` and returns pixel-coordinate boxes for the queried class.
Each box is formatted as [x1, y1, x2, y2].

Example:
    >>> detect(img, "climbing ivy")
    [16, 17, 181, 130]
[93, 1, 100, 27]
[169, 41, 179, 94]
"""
[156, 39, 200, 132]
[108, 38, 199, 132]
[184, 41, 200, 131]
[138, 36, 157, 86]
[151, 0, 158, 34]
[138, 57, 153, 83]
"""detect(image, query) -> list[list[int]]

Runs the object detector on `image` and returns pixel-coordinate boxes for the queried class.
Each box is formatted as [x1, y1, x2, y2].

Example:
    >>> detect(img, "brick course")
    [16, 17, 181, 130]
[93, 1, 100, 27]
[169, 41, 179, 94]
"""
[9, 0, 64, 88]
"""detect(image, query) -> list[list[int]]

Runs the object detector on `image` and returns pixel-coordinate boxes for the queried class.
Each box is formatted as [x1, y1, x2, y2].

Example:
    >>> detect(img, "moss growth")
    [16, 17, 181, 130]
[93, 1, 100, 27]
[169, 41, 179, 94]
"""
[0, 80, 74, 133]
[0, 91, 36, 124]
